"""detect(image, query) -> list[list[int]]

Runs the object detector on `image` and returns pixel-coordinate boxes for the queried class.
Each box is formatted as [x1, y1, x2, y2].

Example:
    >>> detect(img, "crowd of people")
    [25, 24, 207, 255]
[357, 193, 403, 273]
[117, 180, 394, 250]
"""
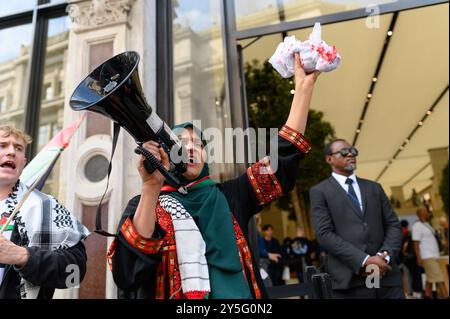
[258, 224, 326, 287]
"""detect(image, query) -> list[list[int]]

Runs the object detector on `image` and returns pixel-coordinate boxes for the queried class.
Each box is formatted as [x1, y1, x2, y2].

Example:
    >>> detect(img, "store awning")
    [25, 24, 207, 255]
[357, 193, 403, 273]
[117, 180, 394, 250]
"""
[240, 3, 449, 199]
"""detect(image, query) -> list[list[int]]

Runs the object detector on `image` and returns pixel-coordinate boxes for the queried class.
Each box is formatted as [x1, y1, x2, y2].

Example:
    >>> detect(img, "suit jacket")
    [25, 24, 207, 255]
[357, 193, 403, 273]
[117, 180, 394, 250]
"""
[310, 176, 402, 290]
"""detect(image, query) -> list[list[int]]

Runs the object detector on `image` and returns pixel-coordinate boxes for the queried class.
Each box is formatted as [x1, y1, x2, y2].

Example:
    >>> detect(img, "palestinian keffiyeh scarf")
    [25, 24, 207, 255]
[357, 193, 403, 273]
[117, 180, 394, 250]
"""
[159, 123, 252, 299]
[0, 181, 90, 299]
[159, 194, 210, 299]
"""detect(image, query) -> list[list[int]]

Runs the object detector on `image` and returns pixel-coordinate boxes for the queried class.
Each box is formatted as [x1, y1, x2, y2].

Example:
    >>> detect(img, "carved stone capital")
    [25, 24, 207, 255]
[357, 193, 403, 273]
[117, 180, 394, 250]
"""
[67, 0, 135, 32]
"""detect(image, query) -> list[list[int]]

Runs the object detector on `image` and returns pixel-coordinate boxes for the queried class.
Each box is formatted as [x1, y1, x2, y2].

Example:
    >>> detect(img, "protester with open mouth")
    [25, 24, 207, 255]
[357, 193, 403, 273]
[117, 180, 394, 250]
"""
[107, 53, 321, 299]
[0, 126, 90, 299]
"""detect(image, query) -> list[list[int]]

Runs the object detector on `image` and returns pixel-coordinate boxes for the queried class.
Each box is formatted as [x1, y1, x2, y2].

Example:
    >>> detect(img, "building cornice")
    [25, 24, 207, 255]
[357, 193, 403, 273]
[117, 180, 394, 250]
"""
[67, 0, 136, 33]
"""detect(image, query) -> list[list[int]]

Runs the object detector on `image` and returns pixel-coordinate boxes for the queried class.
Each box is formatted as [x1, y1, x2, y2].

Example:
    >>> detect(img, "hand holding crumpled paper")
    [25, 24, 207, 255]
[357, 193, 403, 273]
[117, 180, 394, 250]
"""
[269, 23, 341, 78]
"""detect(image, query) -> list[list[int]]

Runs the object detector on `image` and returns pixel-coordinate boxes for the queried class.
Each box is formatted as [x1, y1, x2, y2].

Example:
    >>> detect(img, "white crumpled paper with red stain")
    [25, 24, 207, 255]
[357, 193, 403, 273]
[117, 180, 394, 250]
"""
[269, 23, 341, 78]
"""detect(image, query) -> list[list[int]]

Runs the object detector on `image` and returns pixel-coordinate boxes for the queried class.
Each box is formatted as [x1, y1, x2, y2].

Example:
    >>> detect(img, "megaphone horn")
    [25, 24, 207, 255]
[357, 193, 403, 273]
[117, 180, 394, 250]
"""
[69, 51, 186, 183]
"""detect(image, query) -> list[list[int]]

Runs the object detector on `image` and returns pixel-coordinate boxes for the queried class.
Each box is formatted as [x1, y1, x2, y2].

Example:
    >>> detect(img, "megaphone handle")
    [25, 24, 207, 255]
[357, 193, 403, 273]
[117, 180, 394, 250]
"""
[135, 146, 181, 186]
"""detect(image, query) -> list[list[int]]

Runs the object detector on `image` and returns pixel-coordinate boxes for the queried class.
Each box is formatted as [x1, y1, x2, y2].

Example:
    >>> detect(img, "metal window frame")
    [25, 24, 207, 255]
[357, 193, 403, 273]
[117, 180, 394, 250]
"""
[155, 0, 174, 126]
[231, 0, 448, 40]
[0, 0, 68, 159]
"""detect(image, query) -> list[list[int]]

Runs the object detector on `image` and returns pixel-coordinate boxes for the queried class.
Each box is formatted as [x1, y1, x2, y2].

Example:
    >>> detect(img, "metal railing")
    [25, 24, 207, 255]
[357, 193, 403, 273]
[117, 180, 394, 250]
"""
[266, 266, 333, 299]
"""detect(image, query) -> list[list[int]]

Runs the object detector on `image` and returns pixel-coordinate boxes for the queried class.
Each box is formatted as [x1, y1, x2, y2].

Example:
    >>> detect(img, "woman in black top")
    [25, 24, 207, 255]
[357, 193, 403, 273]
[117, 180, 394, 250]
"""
[107, 54, 320, 299]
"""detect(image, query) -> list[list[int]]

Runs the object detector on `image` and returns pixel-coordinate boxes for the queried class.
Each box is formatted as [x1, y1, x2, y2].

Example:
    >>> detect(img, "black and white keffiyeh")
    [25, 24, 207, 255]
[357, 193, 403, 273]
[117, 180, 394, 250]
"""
[0, 181, 90, 299]
[159, 195, 210, 299]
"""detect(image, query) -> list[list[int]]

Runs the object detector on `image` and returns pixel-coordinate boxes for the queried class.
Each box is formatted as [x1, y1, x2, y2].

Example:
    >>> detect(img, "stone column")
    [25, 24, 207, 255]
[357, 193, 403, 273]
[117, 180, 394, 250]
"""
[428, 147, 449, 218]
[390, 186, 405, 208]
[57, 0, 153, 299]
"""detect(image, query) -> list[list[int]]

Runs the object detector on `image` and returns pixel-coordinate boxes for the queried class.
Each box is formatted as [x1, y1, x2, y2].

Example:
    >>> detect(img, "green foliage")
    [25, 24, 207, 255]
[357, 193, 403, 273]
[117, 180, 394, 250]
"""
[246, 60, 294, 132]
[245, 59, 335, 217]
[440, 161, 449, 215]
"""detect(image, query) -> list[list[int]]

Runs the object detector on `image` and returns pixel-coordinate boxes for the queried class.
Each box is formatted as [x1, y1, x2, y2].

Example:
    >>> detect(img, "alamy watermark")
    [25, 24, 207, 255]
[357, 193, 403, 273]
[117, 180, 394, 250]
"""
[65, 264, 80, 289]
[365, 5, 381, 29]
[365, 264, 381, 289]
[169, 120, 280, 174]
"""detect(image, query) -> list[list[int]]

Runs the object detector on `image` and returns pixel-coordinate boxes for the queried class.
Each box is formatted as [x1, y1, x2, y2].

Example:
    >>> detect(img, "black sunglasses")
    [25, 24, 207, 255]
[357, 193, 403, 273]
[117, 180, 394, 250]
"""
[330, 147, 359, 157]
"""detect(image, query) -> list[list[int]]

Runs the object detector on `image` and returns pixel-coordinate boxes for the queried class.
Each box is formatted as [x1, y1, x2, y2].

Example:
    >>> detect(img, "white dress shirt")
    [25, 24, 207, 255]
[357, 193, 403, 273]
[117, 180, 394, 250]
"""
[331, 172, 363, 211]
[331, 172, 371, 267]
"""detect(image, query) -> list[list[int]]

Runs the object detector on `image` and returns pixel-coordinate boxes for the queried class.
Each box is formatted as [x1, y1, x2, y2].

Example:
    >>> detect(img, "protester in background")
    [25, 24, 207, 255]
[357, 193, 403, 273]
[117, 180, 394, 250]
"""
[439, 216, 449, 256]
[257, 230, 281, 287]
[262, 224, 284, 286]
[398, 220, 414, 297]
[412, 208, 448, 299]
[400, 220, 423, 299]
[290, 227, 311, 283]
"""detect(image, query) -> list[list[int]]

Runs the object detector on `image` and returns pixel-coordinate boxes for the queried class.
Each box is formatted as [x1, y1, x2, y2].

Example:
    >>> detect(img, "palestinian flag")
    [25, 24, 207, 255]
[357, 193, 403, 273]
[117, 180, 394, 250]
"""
[20, 114, 86, 190]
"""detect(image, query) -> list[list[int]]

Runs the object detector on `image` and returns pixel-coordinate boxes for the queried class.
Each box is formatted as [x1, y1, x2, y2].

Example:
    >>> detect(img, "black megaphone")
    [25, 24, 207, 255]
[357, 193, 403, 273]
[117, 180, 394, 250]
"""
[69, 51, 186, 187]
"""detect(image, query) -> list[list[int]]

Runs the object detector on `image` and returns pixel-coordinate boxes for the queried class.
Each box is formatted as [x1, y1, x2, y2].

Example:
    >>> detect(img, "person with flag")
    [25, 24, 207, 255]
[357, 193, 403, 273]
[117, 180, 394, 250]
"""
[0, 125, 89, 299]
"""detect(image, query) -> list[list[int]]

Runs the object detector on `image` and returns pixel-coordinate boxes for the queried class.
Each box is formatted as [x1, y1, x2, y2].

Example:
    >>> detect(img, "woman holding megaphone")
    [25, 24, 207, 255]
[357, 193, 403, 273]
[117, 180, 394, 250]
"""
[107, 54, 320, 299]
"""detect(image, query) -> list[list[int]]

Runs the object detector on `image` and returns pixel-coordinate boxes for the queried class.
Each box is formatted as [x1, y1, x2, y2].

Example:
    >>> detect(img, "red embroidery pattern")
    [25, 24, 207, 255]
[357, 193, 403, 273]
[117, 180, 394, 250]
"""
[278, 125, 311, 154]
[107, 202, 184, 299]
[120, 217, 164, 254]
[156, 250, 167, 299]
[247, 156, 284, 205]
[110, 203, 261, 299]
[231, 214, 262, 299]
[156, 204, 173, 235]
[154, 204, 184, 299]
[106, 239, 117, 272]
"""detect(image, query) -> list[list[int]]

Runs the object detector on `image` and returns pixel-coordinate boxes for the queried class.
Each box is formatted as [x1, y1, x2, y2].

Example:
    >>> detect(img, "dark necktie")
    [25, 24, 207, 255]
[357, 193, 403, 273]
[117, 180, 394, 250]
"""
[345, 178, 361, 211]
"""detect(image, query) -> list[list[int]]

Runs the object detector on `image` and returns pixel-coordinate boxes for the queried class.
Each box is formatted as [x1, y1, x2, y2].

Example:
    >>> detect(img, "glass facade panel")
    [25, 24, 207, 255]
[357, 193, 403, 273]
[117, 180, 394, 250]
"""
[0, 24, 33, 130]
[235, 0, 398, 31]
[172, 0, 234, 180]
[37, 16, 69, 196]
[0, 1, 37, 17]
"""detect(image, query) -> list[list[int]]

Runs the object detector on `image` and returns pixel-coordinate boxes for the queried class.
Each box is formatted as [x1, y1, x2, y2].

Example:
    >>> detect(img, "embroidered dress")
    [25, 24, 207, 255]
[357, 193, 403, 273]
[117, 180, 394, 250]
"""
[108, 125, 310, 299]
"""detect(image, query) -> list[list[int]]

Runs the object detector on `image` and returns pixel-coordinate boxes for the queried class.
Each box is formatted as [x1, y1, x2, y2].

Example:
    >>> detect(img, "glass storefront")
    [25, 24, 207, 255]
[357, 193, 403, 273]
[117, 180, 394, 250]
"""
[0, 1, 37, 17]
[235, 0, 399, 31]
[0, 23, 33, 130]
[36, 16, 69, 196]
[238, 1, 448, 232]
[172, 0, 235, 180]
[1, 1, 68, 198]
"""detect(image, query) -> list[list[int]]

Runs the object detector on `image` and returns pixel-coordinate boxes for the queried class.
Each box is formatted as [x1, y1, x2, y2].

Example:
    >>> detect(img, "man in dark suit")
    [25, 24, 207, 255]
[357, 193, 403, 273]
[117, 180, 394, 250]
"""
[310, 139, 403, 299]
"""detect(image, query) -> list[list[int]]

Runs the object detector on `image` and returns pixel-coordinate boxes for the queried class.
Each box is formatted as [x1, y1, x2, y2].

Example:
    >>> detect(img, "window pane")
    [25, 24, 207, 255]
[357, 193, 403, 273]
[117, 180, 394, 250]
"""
[0, 1, 37, 17]
[38, 124, 50, 149]
[235, 0, 398, 31]
[0, 24, 33, 130]
[37, 16, 69, 196]
[173, 0, 234, 180]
